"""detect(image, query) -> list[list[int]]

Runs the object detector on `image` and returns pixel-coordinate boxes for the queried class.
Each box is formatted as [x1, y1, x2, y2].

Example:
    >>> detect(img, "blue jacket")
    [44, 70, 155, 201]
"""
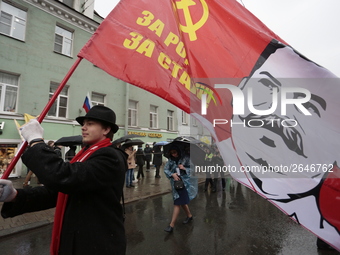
[164, 155, 198, 201]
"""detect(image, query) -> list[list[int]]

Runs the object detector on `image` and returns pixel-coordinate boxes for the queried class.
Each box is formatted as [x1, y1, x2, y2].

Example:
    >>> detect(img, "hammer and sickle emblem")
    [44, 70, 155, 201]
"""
[176, 0, 209, 41]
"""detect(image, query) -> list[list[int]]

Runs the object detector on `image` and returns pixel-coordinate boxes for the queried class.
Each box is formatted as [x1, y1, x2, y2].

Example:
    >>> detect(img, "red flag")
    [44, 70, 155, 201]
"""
[79, 0, 283, 114]
[79, 0, 340, 251]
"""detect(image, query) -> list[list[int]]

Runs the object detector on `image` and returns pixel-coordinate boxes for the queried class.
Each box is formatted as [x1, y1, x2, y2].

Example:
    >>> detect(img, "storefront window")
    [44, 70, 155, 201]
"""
[0, 144, 17, 174]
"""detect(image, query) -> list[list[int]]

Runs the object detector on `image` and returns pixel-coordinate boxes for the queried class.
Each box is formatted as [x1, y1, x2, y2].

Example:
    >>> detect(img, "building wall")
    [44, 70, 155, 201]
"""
[176, 110, 212, 143]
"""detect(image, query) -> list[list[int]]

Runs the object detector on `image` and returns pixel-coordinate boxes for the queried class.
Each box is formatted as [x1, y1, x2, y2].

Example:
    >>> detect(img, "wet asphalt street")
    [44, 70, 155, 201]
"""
[0, 179, 339, 255]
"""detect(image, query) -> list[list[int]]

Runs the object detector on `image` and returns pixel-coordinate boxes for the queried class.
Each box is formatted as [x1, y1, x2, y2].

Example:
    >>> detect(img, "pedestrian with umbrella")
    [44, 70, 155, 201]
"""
[124, 143, 136, 188]
[122, 139, 144, 187]
[163, 137, 206, 167]
[163, 144, 198, 233]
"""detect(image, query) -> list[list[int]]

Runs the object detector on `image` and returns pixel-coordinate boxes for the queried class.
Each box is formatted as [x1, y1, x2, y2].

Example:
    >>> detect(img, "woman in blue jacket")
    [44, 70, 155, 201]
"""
[163, 145, 198, 232]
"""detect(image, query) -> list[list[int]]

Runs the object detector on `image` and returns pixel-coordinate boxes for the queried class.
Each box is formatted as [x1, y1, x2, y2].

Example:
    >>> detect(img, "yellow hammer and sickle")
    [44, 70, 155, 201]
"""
[176, 0, 209, 41]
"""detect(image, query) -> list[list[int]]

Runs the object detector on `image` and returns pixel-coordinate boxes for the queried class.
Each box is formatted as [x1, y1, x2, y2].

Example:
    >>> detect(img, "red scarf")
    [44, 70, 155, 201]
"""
[50, 138, 112, 255]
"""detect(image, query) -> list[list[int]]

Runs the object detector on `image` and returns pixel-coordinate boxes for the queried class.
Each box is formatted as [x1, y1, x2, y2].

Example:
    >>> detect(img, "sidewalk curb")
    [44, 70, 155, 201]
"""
[0, 189, 173, 238]
[0, 219, 54, 238]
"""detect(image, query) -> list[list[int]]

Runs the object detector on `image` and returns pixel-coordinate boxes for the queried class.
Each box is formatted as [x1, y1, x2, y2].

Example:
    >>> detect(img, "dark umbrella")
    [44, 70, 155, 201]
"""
[112, 134, 144, 145]
[54, 135, 83, 146]
[122, 139, 145, 147]
[176, 136, 212, 152]
[163, 136, 206, 166]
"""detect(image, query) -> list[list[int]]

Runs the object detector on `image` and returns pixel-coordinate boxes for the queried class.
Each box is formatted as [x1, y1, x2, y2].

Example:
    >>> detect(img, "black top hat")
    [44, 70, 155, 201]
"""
[76, 105, 119, 133]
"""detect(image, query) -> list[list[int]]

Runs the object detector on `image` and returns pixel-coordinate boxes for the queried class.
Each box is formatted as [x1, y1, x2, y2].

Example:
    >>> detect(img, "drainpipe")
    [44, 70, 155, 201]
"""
[124, 83, 129, 135]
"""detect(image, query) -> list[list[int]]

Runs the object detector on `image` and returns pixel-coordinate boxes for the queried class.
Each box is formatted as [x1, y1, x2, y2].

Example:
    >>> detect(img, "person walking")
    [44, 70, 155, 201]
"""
[136, 146, 145, 179]
[212, 149, 226, 191]
[163, 145, 198, 233]
[204, 147, 215, 192]
[152, 145, 163, 178]
[144, 144, 153, 171]
[0, 105, 127, 255]
[125, 145, 136, 187]
[65, 145, 77, 162]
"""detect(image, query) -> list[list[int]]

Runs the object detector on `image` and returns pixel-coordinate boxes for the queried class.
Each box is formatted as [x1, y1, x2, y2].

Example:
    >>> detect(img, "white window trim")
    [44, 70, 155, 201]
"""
[47, 82, 69, 119]
[54, 25, 74, 57]
[167, 110, 174, 131]
[0, 71, 19, 114]
[0, 2, 27, 41]
[128, 100, 138, 127]
[182, 111, 188, 125]
[150, 105, 158, 129]
[91, 92, 105, 106]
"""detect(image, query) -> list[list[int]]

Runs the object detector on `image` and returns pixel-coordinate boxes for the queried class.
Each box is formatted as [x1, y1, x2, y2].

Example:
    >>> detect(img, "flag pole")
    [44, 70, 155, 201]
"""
[1, 57, 83, 180]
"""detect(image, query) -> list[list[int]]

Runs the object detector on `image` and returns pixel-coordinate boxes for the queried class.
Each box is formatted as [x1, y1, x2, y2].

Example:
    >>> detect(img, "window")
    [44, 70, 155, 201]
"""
[167, 110, 174, 131]
[150, 105, 158, 129]
[54, 25, 73, 56]
[62, 0, 74, 9]
[48, 82, 68, 118]
[128, 100, 138, 127]
[191, 116, 198, 126]
[91, 92, 105, 106]
[182, 111, 188, 124]
[0, 71, 18, 113]
[0, 2, 27, 40]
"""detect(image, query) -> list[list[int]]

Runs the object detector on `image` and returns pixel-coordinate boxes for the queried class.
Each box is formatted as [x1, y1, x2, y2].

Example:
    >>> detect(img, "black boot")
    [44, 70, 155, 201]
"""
[164, 225, 173, 233]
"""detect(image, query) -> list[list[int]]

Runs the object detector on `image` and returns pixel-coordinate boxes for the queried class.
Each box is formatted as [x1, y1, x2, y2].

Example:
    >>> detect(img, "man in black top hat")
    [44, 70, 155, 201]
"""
[0, 105, 127, 255]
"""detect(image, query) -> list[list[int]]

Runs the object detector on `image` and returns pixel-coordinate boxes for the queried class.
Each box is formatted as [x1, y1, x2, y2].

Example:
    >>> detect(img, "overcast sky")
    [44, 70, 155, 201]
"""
[94, 0, 340, 76]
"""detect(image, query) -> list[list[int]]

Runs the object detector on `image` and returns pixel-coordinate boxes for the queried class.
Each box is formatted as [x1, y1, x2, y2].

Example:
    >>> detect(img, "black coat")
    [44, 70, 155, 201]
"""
[135, 148, 145, 166]
[1, 143, 127, 255]
[152, 146, 163, 166]
[143, 146, 152, 161]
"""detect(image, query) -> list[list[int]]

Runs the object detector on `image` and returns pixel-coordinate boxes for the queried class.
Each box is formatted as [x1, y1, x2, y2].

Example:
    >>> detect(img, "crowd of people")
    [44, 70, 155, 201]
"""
[120, 141, 173, 187]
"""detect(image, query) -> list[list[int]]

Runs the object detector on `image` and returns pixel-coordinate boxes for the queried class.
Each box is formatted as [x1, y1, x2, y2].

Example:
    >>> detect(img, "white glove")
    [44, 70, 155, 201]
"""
[0, 179, 17, 202]
[20, 119, 44, 143]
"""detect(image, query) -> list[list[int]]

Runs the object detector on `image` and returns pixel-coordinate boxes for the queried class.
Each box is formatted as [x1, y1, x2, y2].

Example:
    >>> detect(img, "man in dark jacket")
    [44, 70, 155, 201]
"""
[136, 146, 145, 179]
[0, 105, 127, 255]
[143, 144, 153, 171]
[152, 145, 163, 178]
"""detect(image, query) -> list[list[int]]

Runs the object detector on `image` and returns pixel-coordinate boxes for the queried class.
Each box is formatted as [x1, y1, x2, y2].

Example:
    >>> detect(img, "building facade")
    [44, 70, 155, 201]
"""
[0, 0, 180, 177]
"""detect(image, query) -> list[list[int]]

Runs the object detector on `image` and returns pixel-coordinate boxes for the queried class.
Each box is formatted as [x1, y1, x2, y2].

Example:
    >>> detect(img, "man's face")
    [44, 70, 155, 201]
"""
[231, 46, 340, 197]
[81, 119, 110, 145]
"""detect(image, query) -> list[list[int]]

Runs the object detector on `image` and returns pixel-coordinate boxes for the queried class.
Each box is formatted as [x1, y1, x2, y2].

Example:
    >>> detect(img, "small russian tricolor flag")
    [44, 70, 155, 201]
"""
[83, 92, 92, 113]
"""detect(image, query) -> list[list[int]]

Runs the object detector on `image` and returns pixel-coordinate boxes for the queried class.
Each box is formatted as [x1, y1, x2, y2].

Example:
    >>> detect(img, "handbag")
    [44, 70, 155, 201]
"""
[174, 178, 184, 190]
